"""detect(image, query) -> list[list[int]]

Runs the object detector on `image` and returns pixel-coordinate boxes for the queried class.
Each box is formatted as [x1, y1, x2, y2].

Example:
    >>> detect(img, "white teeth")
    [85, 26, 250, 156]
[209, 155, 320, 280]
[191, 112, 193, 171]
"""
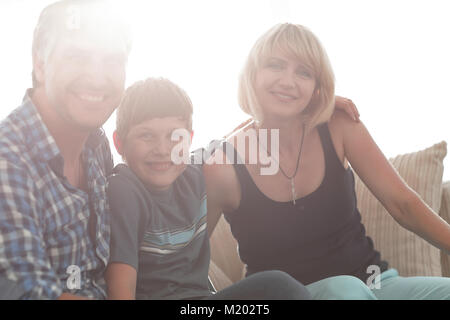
[78, 94, 104, 102]
[151, 163, 171, 170]
[274, 93, 295, 100]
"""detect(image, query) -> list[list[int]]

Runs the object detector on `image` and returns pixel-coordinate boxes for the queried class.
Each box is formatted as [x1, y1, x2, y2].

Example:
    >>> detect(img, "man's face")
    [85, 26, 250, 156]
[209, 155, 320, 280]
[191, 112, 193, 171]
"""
[121, 117, 192, 192]
[37, 30, 127, 131]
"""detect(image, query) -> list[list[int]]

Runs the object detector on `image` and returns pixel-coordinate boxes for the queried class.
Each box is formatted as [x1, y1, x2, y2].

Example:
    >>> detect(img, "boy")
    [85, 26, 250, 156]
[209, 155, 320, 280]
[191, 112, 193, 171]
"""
[104, 77, 311, 299]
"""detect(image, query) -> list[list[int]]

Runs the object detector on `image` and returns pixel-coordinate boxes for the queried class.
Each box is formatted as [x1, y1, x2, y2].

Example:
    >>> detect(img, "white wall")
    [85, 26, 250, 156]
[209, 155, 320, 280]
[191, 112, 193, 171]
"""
[1, 0, 448, 180]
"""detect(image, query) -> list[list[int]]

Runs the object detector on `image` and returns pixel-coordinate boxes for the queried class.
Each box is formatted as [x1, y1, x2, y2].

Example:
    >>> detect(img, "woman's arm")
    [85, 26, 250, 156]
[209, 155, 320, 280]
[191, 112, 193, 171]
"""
[105, 263, 137, 300]
[334, 112, 450, 254]
[203, 148, 241, 238]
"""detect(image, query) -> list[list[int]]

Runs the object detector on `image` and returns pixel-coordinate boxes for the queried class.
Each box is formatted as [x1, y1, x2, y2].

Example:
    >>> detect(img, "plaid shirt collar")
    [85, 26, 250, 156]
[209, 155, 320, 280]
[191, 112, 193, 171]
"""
[21, 89, 106, 176]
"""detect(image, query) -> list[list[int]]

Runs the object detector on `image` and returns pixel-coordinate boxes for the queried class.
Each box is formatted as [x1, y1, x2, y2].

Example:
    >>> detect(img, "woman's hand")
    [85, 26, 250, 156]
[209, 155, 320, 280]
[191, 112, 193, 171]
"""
[335, 96, 360, 122]
[223, 95, 359, 139]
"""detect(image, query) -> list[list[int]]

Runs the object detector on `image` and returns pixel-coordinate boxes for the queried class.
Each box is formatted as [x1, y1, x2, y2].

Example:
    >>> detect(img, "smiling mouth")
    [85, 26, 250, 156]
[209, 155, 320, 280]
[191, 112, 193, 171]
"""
[76, 93, 106, 102]
[271, 91, 298, 101]
[147, 162, 173, 171]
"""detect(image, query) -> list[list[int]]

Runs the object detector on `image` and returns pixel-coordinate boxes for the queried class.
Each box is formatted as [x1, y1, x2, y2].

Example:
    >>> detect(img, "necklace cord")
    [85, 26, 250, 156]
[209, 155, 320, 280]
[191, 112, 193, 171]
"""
[260, 123, 306, 179]
[278, 123, 306, 179]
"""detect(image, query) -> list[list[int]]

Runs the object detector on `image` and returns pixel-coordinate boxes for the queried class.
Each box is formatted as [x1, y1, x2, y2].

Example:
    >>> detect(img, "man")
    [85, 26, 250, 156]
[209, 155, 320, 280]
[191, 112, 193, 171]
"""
[0, 0, 131, 299]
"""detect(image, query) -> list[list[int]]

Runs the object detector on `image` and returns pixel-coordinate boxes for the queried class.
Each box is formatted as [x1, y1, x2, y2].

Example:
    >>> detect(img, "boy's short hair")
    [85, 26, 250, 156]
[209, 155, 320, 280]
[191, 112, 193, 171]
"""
[116, 77, 193, 140]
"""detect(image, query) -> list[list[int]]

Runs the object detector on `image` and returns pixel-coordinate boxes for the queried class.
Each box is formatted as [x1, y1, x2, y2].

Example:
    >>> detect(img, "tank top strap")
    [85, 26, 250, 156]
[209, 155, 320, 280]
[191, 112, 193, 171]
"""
[316, 122, 342, 171]
[221, 141, 254, 200]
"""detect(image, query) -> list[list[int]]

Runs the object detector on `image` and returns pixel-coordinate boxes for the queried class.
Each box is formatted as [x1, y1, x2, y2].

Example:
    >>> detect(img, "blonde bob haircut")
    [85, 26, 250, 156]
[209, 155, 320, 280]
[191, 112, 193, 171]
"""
[238, 23, 335, 130]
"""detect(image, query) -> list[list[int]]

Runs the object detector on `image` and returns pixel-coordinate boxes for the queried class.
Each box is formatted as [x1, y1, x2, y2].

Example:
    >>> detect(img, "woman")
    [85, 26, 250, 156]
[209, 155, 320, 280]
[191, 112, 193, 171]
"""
[204, 23, 450, 299]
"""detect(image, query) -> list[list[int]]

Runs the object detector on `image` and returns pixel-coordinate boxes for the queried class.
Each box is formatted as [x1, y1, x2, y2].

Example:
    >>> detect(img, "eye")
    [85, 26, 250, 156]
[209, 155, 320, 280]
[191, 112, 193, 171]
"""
[104, 54, 125, 66]
[266, 62, 284, 70]
[296, 68, 313, 79]
[65, 53, 88, 64]
[139, 133, 154, 141]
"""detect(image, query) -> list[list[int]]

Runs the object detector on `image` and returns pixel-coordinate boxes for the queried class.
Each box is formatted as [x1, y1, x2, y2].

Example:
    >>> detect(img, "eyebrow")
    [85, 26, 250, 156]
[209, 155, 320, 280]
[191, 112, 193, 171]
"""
[61, 47, 90, 57]
[266, 56, 314, 73]
[132, 126, 186, 135]
[266, 57, 286, 63]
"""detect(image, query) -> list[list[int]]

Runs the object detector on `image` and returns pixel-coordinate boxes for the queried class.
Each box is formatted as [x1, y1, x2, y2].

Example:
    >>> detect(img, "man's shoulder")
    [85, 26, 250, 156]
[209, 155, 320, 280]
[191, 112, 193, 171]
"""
[0, 108, 31, 166]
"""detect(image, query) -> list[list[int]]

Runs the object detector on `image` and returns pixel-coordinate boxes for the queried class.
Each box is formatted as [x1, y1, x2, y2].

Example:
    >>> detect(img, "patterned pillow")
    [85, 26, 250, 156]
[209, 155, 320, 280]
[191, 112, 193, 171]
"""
[439, 181, 450, 277]
[354, 141, 447, 277]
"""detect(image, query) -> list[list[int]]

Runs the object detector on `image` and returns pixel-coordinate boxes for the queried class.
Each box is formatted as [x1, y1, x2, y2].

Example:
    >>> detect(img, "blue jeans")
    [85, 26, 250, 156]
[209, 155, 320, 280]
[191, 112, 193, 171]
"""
[205, 270, 311, 300]
[306, 268, 450, 300]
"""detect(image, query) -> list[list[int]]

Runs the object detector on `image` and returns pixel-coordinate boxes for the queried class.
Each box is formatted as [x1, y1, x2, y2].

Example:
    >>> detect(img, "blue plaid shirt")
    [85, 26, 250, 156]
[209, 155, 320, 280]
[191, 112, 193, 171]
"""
[0, 91, 113, 299]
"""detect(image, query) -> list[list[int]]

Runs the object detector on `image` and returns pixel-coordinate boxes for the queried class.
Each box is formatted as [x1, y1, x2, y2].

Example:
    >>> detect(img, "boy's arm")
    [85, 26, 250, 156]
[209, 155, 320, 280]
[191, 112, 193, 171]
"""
[105, 263, 137, 300]
[106, 174, 145, 300]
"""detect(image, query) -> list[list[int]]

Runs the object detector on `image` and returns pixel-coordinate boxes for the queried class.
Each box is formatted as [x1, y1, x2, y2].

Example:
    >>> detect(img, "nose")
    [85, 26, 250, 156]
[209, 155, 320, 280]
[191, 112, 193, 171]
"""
[151, 138, 173, 157]
[277, 69, 296, 89]
[82, 56, 110, 89]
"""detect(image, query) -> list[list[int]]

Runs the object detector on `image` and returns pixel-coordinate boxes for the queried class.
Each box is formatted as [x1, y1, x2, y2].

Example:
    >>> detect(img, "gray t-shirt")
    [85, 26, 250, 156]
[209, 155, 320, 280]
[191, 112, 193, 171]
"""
[107, 163, 212, 299]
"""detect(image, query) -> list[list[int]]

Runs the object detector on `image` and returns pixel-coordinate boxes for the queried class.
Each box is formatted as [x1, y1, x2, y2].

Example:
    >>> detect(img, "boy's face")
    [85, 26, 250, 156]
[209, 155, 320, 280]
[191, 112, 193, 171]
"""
[121, 117, 191, 192]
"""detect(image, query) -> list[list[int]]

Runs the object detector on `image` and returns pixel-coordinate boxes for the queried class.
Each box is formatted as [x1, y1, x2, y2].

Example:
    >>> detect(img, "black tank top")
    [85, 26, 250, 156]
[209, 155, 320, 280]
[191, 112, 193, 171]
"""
[223, 123, 388, 285]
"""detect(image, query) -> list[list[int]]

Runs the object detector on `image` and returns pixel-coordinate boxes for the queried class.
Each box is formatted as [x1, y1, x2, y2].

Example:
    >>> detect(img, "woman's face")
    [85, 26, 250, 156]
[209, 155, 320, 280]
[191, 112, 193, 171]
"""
[254, 48, 317, 120]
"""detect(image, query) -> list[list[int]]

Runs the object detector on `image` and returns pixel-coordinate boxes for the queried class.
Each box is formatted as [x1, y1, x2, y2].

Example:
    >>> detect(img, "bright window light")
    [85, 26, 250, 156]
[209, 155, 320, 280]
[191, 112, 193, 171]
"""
[0, 0, 449, 179]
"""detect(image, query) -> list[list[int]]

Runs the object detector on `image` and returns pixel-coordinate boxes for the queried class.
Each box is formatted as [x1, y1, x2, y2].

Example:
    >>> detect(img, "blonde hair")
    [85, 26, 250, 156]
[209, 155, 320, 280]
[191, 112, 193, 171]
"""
[238, 23, 335, 129]
[32, 0, 132, 87]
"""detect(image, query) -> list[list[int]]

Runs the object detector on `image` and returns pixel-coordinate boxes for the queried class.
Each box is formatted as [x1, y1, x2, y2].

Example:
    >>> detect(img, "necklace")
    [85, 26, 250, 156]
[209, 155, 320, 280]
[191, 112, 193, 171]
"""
[257, 123, 306, 205]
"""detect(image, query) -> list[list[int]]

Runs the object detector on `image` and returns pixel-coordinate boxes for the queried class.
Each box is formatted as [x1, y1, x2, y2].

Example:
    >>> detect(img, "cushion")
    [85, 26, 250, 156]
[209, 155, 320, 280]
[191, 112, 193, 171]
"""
[439, 181, 450, 277]
[209, 215, 245, 284]
[208, 260, 233, 292]
[354, 141, 447, 277]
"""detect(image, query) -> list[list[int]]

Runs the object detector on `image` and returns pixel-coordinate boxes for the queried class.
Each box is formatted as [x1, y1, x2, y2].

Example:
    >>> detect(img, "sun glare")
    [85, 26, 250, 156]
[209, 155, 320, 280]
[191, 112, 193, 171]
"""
[0, 0, 449, 179]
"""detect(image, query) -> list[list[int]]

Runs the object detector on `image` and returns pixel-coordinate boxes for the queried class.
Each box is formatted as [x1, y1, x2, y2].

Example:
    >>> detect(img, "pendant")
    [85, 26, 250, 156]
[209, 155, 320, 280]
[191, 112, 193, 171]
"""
[290, 178, 296, 205]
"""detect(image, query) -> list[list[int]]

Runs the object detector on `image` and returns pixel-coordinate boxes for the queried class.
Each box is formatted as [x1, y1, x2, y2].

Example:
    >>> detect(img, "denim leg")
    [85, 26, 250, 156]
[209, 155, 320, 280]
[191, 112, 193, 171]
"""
[205, 270, 311, 300]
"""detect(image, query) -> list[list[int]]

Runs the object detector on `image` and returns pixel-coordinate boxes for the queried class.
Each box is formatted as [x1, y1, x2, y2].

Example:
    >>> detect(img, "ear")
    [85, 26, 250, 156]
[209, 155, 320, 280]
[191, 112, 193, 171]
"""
[33, 54, 45, 85]
[113, 131, 123, 155]
[190, 130, 194, 143]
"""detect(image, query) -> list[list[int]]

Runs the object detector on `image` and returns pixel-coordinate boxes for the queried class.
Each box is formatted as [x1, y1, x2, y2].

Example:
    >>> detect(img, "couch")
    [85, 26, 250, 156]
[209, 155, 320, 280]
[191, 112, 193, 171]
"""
[208, 141, 450, 291]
